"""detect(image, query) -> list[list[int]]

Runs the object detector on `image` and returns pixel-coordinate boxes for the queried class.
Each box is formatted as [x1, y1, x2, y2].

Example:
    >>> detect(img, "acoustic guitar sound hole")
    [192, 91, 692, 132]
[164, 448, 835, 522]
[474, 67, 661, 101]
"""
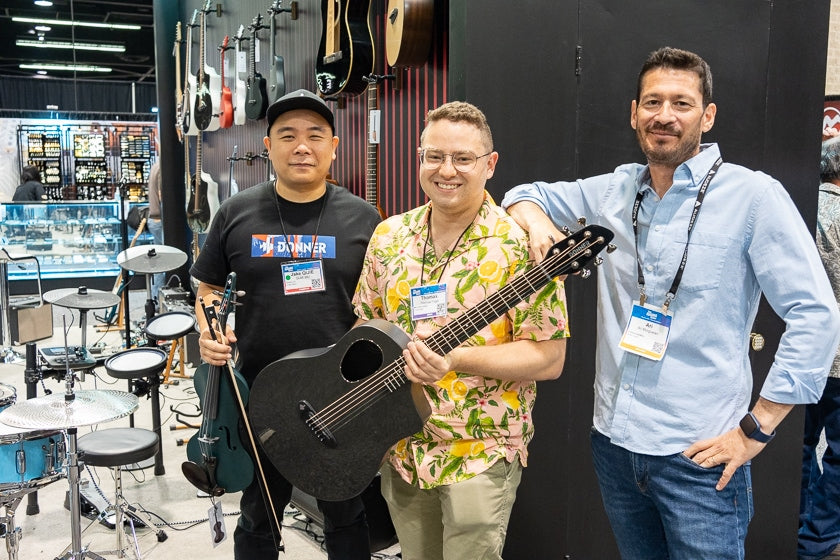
[341, 339, 383, 382]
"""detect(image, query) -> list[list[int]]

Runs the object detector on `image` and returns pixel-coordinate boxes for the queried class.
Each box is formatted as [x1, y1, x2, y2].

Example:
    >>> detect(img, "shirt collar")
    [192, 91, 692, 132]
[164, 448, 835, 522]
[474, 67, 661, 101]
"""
[636, 142, 722, 194]
[407, 191, 497, 243]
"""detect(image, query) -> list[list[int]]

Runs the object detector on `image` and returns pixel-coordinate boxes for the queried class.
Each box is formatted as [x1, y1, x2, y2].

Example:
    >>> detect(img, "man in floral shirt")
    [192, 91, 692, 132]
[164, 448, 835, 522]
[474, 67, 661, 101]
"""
[352, 101, 569, 560]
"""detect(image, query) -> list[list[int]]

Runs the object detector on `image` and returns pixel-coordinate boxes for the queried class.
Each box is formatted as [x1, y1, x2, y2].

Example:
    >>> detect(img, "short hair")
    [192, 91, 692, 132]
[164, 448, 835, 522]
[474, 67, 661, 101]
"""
[637, 47, 713, 107]
[20, 165, 41, 183]
[820, 136, 840, 183]
[420, 101, 494, 152]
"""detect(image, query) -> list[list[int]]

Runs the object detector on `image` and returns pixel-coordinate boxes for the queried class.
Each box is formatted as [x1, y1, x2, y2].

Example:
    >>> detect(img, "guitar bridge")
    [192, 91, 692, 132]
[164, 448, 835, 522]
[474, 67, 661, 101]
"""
[298, 400, 337, 448]
[323, 51, 343, 65]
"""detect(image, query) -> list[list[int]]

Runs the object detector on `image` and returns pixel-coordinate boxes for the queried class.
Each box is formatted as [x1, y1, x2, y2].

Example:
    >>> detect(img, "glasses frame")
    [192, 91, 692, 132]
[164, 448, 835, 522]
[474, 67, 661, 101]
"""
[417, 148, 493, 172]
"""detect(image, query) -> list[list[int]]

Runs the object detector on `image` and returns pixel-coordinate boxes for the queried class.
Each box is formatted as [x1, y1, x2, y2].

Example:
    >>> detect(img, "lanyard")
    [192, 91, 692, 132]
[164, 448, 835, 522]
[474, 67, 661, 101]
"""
[271, 182, 329, 259]
[419, 207, 474, 286]
[631, 157, 722, 311]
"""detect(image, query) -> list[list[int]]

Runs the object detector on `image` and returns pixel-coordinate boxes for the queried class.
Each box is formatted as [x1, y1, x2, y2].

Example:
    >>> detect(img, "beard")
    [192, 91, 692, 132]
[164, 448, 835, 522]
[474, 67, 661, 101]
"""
[637, 122, 702, 168]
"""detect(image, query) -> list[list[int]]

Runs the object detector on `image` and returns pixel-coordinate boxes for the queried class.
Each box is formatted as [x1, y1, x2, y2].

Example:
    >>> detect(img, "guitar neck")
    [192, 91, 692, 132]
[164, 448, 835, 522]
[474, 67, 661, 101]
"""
[366, 83, 379, 207]
[324, 0, 341, 62]
[198, 11, 206, 81]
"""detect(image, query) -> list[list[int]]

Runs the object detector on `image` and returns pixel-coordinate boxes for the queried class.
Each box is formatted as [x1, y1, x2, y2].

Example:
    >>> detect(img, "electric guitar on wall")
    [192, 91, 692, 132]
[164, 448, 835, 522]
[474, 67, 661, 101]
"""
[187, 133, 220, 233]
[174, 21, 184, 142]
[249, 224, 616, 501]
[219, 36, 234, 129]
[245, 14, 269, 120]
[181, 10, 200, 137]
[315, 0, 374, 98]
[232, 25, 248, 126]
[194, 0, 221, 131]
[385, 0, 434, 68]
[362, 74, 391, 218]
[267, 0, 288, 103]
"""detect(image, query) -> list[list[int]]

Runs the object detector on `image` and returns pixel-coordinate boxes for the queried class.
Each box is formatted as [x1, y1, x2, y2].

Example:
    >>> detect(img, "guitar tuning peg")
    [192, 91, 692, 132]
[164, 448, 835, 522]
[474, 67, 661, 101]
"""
[606, 244, 617, 254]
[577, 217, 587, 226]
[594, 257, 604, 266]
[560, 226, 572, 235]
[580, 268, 592, 279]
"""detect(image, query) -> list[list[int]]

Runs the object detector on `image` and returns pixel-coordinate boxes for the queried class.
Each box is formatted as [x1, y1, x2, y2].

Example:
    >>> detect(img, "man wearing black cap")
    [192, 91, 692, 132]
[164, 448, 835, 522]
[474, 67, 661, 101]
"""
[191, 88, 381, 559]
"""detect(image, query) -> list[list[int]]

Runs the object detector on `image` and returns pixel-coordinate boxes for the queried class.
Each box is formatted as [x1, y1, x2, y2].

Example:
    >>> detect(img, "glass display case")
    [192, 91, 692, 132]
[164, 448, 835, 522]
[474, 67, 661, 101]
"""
[0, 200, 153, 281]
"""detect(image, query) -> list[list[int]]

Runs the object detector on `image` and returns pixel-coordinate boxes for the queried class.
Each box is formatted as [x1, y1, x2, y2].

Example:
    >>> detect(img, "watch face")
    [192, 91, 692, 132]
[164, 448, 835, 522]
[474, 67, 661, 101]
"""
[739, 413, 758, 436]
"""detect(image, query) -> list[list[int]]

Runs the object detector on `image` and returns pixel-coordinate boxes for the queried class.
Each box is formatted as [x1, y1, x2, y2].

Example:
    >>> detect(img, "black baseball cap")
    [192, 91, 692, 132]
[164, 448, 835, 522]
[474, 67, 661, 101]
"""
[265, 89, 335, 136]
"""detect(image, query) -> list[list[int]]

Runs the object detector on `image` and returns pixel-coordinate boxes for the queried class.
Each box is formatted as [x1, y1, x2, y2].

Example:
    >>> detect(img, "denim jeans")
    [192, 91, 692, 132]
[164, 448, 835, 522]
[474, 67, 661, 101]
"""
[799, 377, 840, 560]
[146, 217, 164, 300]
[591, 428, 753, 560]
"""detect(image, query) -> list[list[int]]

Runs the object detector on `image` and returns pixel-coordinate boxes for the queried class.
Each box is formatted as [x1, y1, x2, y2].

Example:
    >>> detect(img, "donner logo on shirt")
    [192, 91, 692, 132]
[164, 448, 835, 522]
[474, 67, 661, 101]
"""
[251, 234, 337, 258]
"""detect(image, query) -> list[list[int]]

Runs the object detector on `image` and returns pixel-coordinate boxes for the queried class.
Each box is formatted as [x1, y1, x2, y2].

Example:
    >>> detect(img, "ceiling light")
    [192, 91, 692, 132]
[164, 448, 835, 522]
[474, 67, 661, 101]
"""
[36, 70, 47, 75]
[34, 25, 51, 32]
[20, 63, 112, 73]
[34, 1, 53, 6]
[12, 17, 141, 31]
[16, 39, 125, 52]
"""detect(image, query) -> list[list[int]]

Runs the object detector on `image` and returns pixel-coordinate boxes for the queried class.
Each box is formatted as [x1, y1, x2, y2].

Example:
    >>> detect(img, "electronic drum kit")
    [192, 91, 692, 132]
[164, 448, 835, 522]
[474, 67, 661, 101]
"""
[0, 244, 194, 559]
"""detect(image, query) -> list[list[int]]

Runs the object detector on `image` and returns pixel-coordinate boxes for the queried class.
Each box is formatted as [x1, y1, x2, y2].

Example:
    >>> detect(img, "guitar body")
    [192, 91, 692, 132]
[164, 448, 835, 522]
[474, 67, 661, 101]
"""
[182, 74, 199, 136]
[186, 363, 254, 493]
[234, 76, 247, 125]
[385, 0, 434, 68]
[250, 319, 431, 502]
[204, 64, 222, 131]
[220, 85, 233, 128]
[245, 75, 268, 120]
[187, 170, 219, 233]
[316, 0, 374, 98]
[193, 76, 214, 131]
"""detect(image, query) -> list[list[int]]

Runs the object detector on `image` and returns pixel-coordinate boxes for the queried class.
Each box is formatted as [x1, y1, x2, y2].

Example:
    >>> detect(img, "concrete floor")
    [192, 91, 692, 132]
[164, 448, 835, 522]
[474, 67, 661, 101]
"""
[0, 290, 401, 560]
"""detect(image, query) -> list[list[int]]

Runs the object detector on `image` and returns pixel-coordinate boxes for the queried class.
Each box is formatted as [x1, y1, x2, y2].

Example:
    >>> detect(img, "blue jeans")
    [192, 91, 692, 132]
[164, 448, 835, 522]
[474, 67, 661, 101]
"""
[799, 377, 840, 560]
[591, 428, 753, 560]
[146, 217, 164, 300]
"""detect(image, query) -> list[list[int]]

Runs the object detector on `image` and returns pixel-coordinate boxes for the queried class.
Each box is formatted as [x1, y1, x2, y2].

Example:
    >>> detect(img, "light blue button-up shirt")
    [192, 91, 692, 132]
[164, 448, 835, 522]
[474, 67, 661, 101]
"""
[502, 143, 840, 455]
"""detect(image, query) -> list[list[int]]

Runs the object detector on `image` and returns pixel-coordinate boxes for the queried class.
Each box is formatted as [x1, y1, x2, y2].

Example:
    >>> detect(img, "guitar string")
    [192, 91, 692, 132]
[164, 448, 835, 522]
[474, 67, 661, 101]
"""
[306, 236, 600, 435]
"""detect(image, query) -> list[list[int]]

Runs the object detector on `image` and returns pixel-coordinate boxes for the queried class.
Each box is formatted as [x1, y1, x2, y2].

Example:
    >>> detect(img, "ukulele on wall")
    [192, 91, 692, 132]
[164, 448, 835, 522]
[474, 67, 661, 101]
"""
[245, 14, 268, 120]
[194, 0, 221, 132]
[315, 0, 374, 98]
[362, 74, 392, 218]
[267, 1, 292, 103]
[219, 36, 234, 129]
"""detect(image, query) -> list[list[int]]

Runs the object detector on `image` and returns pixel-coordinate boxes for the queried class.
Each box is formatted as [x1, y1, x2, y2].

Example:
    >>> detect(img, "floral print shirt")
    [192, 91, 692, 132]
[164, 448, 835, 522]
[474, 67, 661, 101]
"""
[352, 193, 569, 488]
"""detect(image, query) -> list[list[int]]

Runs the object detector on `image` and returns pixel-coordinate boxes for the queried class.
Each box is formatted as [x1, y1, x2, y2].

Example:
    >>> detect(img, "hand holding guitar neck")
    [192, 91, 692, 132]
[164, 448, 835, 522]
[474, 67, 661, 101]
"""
[219, 36, 234, 129]
[245, 14, 269, 120]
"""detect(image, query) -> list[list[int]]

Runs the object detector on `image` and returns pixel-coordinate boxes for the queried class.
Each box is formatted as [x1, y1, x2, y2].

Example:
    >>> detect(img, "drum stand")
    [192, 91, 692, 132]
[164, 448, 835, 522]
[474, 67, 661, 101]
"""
[58, 427, 106, 560]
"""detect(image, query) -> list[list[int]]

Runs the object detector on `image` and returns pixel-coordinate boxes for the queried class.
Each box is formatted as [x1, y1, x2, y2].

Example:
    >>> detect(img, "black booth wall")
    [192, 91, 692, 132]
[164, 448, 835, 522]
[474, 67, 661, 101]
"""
[450, 0, 830, 558]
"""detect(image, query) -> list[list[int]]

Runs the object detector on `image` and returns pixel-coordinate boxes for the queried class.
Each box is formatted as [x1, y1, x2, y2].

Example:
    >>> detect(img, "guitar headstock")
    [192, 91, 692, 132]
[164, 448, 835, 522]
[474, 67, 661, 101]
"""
[201, 0, 213, 14]
[234, 24, 246, 43]
[189, 9, 199, 27]
[250, 13, 264, 31]
[175, 21, 182, 42]
[541, 223, 616, 280]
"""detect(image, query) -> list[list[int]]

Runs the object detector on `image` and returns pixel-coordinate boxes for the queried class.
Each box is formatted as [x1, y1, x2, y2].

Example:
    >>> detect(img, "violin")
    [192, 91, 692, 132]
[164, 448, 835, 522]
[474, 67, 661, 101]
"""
[183, 273, 253, 494]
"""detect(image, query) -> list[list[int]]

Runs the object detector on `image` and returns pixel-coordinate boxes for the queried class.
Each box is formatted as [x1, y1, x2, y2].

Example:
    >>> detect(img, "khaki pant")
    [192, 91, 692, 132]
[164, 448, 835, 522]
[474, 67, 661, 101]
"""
[381, 459, 523, 560]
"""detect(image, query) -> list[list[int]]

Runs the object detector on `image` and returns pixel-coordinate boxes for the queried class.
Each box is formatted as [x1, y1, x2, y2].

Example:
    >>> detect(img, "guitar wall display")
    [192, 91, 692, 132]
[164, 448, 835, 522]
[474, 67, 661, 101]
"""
[385, 0, 434, 68]
[219, 35, 234, 129]
[316, 0, 375, 98]
[194, 0, 222, 132]
[245, 14, 269, 120]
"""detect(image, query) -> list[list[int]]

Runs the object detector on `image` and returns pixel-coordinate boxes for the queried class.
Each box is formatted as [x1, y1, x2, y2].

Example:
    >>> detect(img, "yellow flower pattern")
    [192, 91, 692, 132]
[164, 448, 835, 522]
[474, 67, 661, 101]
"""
[353, 194, 569, 489]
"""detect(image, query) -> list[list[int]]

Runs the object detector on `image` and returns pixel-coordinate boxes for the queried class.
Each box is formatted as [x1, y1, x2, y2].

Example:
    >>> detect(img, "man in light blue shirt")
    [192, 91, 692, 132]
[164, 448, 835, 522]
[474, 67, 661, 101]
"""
[503, 47, 840, 559]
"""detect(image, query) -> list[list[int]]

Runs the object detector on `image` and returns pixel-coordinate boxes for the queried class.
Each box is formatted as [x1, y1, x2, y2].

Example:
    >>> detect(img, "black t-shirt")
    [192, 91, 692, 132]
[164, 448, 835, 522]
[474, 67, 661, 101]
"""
[12, 180, 46, 201]
[190, 181, 381, 384]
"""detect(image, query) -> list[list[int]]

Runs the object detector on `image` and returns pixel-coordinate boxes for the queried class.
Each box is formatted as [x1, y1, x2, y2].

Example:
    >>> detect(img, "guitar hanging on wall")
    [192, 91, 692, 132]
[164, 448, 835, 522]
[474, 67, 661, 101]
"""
[245, 14, 269, 120]
[194, 0, 221, 132]
[180, 10, 200, 137]
[219, 35, 234, 129]
[315, 0, 374, 98]
[187, 133, 220, 234]
[232, 25, 248, 126]
[362, 74, 392, 219]
[266, 0, 290, 103]
[174, 21, 184, 142]
[385, 0, 434, 68]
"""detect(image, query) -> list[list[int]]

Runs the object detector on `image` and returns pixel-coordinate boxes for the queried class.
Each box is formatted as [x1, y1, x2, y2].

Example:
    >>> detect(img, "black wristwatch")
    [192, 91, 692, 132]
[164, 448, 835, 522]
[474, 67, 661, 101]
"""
[739, 412, 775, 443]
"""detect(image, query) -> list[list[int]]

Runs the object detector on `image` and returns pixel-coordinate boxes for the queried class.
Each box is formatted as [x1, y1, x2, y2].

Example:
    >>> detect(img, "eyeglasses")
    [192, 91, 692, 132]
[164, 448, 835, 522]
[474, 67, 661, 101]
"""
[417, 148, 492, 172]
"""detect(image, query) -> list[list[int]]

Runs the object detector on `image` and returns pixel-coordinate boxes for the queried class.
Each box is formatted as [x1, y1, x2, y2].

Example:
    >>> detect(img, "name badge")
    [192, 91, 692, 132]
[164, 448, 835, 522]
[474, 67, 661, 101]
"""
[618, 301, 672, 361]
[410, 283, 448, 320]
[281, 260, 326, 295]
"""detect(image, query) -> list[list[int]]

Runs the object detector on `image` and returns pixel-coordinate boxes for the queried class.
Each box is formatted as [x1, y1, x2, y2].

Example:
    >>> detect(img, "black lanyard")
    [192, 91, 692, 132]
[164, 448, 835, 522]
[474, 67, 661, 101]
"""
[631, 157, 722, 311]
[271, 182, 329, 260]
[419, 207, 474, 286]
